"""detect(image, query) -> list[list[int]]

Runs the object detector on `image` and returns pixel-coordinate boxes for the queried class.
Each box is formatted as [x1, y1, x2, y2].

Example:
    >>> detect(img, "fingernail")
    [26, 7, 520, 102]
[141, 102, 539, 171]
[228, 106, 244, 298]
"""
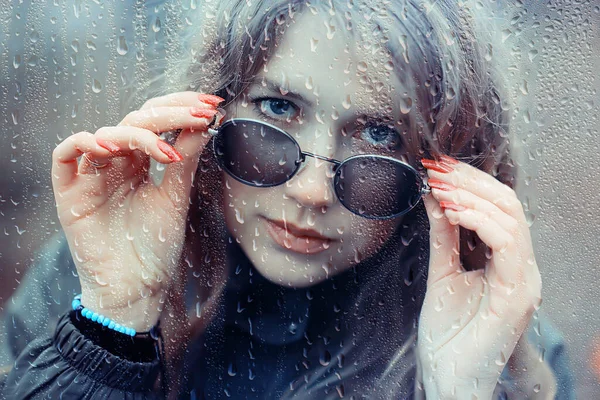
[428, 178, 456, 191]
[439, 201, 466, 211]
[190, 107, 219, 119]
[198, 94, 225, 107]
[420, 158, 454, 173]
[439, 155, 460, 165]
[96, 138, 120, 153]
[157, 139, 183, 162]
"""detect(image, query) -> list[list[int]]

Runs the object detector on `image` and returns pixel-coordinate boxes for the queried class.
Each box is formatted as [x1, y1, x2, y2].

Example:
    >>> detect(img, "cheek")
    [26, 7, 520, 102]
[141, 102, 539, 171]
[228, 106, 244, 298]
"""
[223, 177, 283, 218]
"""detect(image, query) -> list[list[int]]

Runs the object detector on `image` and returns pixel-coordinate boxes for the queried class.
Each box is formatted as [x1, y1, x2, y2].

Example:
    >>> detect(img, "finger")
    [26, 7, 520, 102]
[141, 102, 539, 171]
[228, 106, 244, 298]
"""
[118, 106, 218, 134]
[430, 186, 520, 235]
[141, 92, 224, 110]
[423, 159, 526, 225]
[422, 193, 463, 287]
[94, 126, 182, 165]
[440, 205, 521, 286]
[52, 131, 113, 190]
[159, 128, 213, 210]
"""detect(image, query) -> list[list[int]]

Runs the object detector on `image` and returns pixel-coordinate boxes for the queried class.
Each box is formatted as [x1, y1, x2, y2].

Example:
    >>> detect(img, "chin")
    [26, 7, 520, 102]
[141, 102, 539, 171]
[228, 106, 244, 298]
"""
[247, 252, 333, 289]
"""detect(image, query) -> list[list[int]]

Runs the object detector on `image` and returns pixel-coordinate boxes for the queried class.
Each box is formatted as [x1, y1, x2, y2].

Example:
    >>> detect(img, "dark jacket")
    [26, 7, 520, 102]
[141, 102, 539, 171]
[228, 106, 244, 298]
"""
[0, 232, 576, 399]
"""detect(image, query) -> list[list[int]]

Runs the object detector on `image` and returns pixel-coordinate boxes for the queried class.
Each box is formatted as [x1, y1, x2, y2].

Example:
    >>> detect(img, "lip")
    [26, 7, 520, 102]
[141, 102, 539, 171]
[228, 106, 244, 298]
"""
[263, 217, 334, 255]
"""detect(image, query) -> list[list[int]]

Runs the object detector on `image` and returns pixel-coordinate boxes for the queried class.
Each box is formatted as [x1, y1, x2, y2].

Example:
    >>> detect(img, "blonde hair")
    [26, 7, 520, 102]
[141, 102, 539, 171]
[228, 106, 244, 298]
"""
[148, 0, 519, 398]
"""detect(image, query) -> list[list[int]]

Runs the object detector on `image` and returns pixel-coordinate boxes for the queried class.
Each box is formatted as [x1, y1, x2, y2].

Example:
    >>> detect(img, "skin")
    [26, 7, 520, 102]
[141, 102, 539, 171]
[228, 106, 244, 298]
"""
[221, 12, 405, 288]
[50, 9, 544, 398]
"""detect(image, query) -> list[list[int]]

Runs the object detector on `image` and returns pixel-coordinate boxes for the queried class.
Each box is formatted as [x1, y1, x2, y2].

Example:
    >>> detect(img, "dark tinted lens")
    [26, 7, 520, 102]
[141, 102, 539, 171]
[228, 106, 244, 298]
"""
[213, 120, 302, 187]
[334, 156, 421, 219]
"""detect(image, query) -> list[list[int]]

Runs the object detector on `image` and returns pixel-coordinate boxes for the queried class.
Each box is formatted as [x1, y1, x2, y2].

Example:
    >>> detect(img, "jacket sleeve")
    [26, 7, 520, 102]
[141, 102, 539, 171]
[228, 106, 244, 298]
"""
[3, 311, 162, 399]
[0, 231, 80, 367]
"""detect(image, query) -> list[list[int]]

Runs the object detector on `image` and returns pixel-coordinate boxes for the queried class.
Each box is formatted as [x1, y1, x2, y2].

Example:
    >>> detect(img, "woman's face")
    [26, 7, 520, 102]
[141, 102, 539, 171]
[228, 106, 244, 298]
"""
[222, 11, 410, 288]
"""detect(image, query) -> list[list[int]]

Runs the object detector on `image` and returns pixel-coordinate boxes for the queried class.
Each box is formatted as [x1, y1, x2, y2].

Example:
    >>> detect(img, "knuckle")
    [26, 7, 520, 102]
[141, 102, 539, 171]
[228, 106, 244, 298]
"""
[509, 198, 524, 215]
[506, 218, 520, 234]
[503, 235, 516, 249]
[120, 111, 137, 125]
[141, 98, 157, 109]
[504, 184, 518, 198]
[94, 126, 112, 138]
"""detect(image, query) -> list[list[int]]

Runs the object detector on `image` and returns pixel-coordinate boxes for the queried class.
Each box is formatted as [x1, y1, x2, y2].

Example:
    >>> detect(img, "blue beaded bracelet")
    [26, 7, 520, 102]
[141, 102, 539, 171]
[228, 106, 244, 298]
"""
[72, 294, 155, 337]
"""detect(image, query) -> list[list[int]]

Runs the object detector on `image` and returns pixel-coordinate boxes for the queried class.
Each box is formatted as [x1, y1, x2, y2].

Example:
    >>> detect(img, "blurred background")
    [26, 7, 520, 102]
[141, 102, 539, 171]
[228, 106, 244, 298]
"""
[0, 0, 598, 397]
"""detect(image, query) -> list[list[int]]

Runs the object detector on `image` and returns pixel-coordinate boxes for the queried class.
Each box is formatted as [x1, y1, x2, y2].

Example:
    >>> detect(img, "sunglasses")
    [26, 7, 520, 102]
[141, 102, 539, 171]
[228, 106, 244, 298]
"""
[208, 118, 430, 220]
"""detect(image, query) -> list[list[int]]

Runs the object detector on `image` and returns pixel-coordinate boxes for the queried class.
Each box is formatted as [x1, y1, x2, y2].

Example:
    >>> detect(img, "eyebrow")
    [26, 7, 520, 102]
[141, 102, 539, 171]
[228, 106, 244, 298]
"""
[256, 77, 315, 108]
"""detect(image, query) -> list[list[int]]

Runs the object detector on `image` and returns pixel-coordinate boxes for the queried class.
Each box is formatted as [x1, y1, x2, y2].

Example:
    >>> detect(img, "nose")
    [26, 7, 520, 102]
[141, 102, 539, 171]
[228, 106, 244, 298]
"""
[284, 154, 337, 210]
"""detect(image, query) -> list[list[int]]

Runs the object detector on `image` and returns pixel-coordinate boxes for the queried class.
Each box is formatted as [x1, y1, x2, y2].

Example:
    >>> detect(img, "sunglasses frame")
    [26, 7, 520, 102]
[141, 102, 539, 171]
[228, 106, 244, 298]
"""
[208, 118, 431, 220]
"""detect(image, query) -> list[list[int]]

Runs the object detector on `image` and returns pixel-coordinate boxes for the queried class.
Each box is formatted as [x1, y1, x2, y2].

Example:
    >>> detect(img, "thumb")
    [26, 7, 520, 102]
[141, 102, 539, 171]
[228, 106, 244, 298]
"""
[423, 193, 462, 286]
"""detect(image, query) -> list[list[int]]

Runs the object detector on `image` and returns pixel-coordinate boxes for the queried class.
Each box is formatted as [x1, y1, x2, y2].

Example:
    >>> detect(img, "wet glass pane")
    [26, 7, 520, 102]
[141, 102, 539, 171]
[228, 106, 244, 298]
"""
[0, 0, 598, 398]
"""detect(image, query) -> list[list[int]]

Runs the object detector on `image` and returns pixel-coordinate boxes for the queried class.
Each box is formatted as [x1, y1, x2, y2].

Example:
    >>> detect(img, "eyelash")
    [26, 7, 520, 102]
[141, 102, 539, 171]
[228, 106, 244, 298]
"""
[352, 122, 402, 149]
[248, 96, 401, 150]
[249, 96, 301, 123]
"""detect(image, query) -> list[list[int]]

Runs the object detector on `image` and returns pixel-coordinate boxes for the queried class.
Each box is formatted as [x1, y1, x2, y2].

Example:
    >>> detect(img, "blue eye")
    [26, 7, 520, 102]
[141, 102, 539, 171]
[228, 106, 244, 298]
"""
[252, 97, 300, 121]
[359, 123, 399, 147]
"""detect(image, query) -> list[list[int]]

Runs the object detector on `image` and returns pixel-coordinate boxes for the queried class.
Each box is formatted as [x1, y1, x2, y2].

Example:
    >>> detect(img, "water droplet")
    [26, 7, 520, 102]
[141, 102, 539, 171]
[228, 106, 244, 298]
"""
[152, 17, 161, 32]
[235, 209, 245, 224]
[12, 55, 21, 69]
[342, 94, 352, 109]
[528, 49, 538, 62]
[319, 350, 331, 366]
[325, 20, 336, 39]
[158, 228, 166, 242]
[495, 351, 507, 366]
[117, 36, 128, 55]
[92, 79, 102, 93]
[11, 110, 19, 125]
[336, 384, 345, 398]
[30, 29, 39, 43]
[305, 76, 314, 90]
[520, 80, 529, 95]
[400, 96, 412, 114]
[310, 37, 319, 52]
[227, 363, 237, 376]
[446, 87, 456, 100]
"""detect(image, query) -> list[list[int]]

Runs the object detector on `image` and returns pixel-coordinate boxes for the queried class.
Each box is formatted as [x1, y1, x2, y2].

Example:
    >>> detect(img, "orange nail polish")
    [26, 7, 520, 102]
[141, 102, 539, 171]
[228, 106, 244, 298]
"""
[198, 94, 225, 107]
[96, 138, 120, 153]
[157, 140, 183, 162]
[190, 107, 219, 119]
[428, 178, 456, 191]
[439, 201, 466, 211]
[420, 158, 454, 173]
[439, 155, 460, 165]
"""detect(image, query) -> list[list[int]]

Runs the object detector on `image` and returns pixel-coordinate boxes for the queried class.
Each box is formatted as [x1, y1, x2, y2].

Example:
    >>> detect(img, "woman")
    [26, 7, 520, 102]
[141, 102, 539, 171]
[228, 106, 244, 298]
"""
[1, 0, 574, 398]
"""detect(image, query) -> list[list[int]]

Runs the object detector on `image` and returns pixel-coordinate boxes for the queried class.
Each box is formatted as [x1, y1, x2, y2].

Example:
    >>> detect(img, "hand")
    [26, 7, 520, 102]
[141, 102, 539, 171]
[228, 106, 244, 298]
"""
[417, 156, 542, 399]
[51, 92, 224, 330]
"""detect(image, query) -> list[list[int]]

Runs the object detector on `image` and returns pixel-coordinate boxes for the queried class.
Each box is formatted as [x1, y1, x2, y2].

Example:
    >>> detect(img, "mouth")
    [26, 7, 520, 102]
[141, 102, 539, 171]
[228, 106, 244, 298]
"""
[262, 217, 334, 255]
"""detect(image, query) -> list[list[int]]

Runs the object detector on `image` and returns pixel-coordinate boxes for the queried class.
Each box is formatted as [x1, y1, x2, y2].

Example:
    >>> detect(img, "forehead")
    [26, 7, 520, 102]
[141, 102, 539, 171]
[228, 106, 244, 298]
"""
[256, 10, 404, 119]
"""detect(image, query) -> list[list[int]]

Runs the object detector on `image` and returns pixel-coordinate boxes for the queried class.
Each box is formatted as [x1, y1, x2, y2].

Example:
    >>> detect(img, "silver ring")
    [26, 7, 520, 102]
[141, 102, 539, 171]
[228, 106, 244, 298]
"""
[82, 153, 110, 169]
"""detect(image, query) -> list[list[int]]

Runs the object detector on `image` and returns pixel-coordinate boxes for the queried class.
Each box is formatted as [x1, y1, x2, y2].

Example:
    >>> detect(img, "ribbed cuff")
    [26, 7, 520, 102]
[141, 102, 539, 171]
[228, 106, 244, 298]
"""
[53, 312, 161, 392]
